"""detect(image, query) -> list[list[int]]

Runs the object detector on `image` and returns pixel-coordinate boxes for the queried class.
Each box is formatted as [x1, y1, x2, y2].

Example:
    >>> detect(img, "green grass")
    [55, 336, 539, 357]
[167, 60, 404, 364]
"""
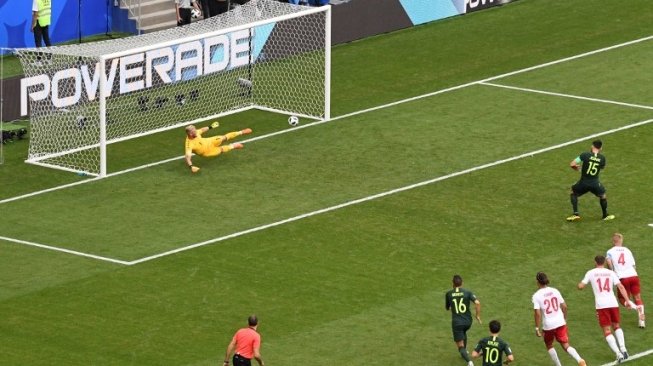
[1, 0, 653, 365]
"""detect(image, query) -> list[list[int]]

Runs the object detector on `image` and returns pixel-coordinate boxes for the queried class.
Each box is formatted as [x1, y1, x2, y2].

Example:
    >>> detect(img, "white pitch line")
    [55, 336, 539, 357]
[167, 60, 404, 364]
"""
[599, 349, 653, 366]
[0, 235, 130, 265]
[648, 223, 653, 227]
[1, 35, 652, 206]
[127, 117, 653, 265]
[481, 82, 653, 110]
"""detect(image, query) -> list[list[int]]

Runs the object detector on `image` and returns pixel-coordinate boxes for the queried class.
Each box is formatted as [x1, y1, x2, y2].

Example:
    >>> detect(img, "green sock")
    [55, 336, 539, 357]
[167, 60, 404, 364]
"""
[459, 346, 471, 362]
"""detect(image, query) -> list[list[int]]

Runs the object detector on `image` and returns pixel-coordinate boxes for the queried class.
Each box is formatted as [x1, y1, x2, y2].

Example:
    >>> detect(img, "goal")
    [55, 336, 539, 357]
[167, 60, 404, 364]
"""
[15, 0, 331, 177]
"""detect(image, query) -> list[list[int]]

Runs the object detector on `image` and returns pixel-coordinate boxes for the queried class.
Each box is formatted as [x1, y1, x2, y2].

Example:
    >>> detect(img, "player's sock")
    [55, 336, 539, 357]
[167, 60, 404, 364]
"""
[605, 333, 621, 355]
[548, 348, 562, 366]
[600, 198, 608, 217]
[224, 131, 241, 140]
[458, 346, 471, 362]
[566, 346, 582, 362]
[615, 328, 627, 352]
[570, 193, 579, 214]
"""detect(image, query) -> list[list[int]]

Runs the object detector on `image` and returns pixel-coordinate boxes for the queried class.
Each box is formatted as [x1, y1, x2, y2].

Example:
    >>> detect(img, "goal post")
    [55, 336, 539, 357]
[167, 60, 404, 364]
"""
[15, 0, 331, 177]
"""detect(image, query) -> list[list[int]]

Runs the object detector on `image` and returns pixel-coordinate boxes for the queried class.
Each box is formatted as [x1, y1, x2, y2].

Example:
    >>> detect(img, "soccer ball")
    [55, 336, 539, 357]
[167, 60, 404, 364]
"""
[191, 9, 201, 19]
[288, 115, 299, 126]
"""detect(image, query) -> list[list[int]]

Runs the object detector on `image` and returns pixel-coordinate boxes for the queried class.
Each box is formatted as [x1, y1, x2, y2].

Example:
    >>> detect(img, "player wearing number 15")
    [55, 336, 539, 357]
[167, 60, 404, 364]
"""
[471, 320, 514, 366]
[532, 272, 586, 366]
[445, 275, 481, 366]
[578, 255, 632, 364]
[566, 139, 615, 221]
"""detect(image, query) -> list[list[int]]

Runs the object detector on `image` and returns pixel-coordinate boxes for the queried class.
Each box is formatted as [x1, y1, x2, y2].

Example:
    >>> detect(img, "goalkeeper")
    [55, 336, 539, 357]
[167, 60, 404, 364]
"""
[185, 121, 252, 173]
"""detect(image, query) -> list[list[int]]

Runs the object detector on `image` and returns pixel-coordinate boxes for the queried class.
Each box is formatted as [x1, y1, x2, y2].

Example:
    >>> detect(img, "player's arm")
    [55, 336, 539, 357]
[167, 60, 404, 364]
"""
[616, 282, 633, 308]
[471, 342, 482, 358]
[570, 157, 581, 171]
[505, 353, 515, 364]
[474, 299, 481, 323]
[577, 274, 589, 290]
[560, 301, 568, 320]
[185, 147, 200, 173]
[252, 345, 264, 366]
[606, 256, 615, 271]
[533, 308, 542, 337]
[445, 294, 450, 311]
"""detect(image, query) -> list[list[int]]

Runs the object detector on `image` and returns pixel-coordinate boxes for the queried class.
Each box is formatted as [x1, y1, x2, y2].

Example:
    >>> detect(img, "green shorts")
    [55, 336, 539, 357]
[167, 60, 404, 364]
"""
[572, 180, 606, 197]
[452, 322, 472, 342]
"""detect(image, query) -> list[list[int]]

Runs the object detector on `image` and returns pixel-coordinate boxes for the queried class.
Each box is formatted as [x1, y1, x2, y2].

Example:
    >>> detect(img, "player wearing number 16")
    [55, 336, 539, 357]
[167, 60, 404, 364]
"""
[532, 272, 586, 366]
[445, 275, 481, 366]
[578, 255, 632, 364]
[566, 139, 615, 221]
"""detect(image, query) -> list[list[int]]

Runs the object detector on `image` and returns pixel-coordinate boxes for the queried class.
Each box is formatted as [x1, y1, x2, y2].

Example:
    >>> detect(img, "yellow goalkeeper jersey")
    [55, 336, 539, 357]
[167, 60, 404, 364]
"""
[185, 130, 215, 156]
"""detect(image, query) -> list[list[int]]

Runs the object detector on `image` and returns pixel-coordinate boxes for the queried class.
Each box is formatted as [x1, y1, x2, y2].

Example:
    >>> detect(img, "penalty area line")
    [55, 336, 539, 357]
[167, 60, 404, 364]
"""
[128, 117, 653, 265]
[599, 348, 653, 366]
[1, 35, 652, 206]
[0, 235, 130, 266]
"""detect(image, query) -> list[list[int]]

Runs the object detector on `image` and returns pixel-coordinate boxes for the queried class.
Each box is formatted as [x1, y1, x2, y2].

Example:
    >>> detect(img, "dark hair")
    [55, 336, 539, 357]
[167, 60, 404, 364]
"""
[489, 320, 501, 333]
[248, 315, 258, 326]
[453, 275, 463, 287]
[592, 140, 603, 149]
[595, 255, 606, 265]
[536, 272, 550, 286]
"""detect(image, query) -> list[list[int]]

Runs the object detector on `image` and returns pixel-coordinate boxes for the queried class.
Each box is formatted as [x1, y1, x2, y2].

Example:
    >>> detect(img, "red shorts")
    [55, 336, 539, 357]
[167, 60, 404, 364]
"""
[617, 276, 641, 303]
[596, 307, 620, 327]
[543, 325, 569, 348]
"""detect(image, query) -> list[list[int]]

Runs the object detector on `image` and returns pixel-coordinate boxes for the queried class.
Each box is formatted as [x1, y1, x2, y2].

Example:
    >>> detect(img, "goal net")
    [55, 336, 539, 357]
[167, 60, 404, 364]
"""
[15, 0, 330, 177]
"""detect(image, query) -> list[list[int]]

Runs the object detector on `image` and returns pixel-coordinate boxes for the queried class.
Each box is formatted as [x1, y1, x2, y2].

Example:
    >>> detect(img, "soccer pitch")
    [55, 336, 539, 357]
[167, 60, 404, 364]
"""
[1, 0, 653, 364]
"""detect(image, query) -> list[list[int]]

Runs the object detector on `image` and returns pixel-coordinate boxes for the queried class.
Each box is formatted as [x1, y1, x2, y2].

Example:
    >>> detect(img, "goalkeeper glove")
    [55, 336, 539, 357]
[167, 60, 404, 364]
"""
[210, 121, 219, 129]
[190, 165, 200, 173]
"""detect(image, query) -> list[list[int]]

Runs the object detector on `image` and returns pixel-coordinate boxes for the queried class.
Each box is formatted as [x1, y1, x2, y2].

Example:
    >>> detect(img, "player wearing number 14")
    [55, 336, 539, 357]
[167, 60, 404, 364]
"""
[566, 139, 615, 221]
[578, 255, 632, 364]
[532, 272, 586, 366]
[445, 275, 481, 366]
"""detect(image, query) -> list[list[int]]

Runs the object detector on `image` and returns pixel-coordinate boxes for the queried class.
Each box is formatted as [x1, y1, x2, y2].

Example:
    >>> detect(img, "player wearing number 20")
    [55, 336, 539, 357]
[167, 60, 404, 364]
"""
[606, 233, 646, 328]
[471, 320, 514, 366]
[445, 275, 481, 366]
[578, 255, 632, 364]
[566, 139, 615, 222]
[532, 272, 586, 366]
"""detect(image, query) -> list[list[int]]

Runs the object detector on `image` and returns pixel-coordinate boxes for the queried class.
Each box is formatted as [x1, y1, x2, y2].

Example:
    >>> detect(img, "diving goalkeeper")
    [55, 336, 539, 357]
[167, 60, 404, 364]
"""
[184, 121, 252, 173]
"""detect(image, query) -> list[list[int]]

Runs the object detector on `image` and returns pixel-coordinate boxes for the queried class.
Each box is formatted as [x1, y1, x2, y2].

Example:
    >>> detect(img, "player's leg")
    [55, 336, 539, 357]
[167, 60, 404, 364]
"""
[203, 143, 244, 157]
[453, 325, 473, 364]
[567, 183, 585, 221]
[222, 128, 253, 143]
[595, 182, 614, 220]
[598, 310, 623, 360]
[558, 326, 585, 365]
[543, 331, 562, 366]
[630, 278, 646, 328]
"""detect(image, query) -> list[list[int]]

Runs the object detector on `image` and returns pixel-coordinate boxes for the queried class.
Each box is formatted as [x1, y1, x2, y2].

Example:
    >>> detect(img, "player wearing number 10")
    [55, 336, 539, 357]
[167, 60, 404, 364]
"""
[566, 139, 615, 221]
[532, 272, 586, 366]
[578, 255, 632, 364]
[445, 275, 481, 366]
[471, 320, 514, 366]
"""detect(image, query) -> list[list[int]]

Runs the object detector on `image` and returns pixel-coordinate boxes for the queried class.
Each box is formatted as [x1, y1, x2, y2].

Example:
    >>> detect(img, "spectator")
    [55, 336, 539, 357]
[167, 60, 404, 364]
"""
[176, 0, 201, 26]
[31, 0, 52, 62]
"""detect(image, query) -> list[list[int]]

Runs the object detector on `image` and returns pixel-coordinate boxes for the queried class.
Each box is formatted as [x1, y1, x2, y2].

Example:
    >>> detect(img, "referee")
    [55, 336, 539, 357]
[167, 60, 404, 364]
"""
[224, 315, 265, 366]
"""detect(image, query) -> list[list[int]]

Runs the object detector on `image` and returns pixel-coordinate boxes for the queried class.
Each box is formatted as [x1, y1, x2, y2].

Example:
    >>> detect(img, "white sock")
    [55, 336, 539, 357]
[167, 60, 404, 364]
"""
[605, 333, 621, 355]
[639, 304, 645, 315]
[548, 348, 562, 366]
[615, 328, 627, 352]
[566, 346, 582, 362]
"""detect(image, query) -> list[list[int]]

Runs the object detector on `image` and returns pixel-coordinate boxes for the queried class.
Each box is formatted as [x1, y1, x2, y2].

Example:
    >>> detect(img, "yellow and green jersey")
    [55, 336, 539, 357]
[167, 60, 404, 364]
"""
[445, 287, 477, 326]
[473, 335, 512, 366]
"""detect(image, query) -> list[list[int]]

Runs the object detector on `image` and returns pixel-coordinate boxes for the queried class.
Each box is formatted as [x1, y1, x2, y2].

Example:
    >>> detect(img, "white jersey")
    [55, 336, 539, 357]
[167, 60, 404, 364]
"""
[606, 246, 638, 279]
[532, 287, 566, 330]
[581, 267, 621, 309]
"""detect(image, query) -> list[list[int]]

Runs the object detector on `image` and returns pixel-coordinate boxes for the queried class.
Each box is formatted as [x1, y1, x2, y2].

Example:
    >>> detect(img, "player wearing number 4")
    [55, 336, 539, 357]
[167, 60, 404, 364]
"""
[607, 233, 645, 328]
[579, 255, 633, 364]
[567, 139, 615, 222]
[471, 320, 514, 366]
[184, 122, 252, 173]
[445, 275, 481, 366]
[532, 272, 586, 366]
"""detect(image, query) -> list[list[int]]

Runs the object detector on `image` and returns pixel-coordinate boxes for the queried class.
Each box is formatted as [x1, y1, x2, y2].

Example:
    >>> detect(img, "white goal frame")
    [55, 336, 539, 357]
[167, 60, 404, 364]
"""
[22, 3, 331, 177]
